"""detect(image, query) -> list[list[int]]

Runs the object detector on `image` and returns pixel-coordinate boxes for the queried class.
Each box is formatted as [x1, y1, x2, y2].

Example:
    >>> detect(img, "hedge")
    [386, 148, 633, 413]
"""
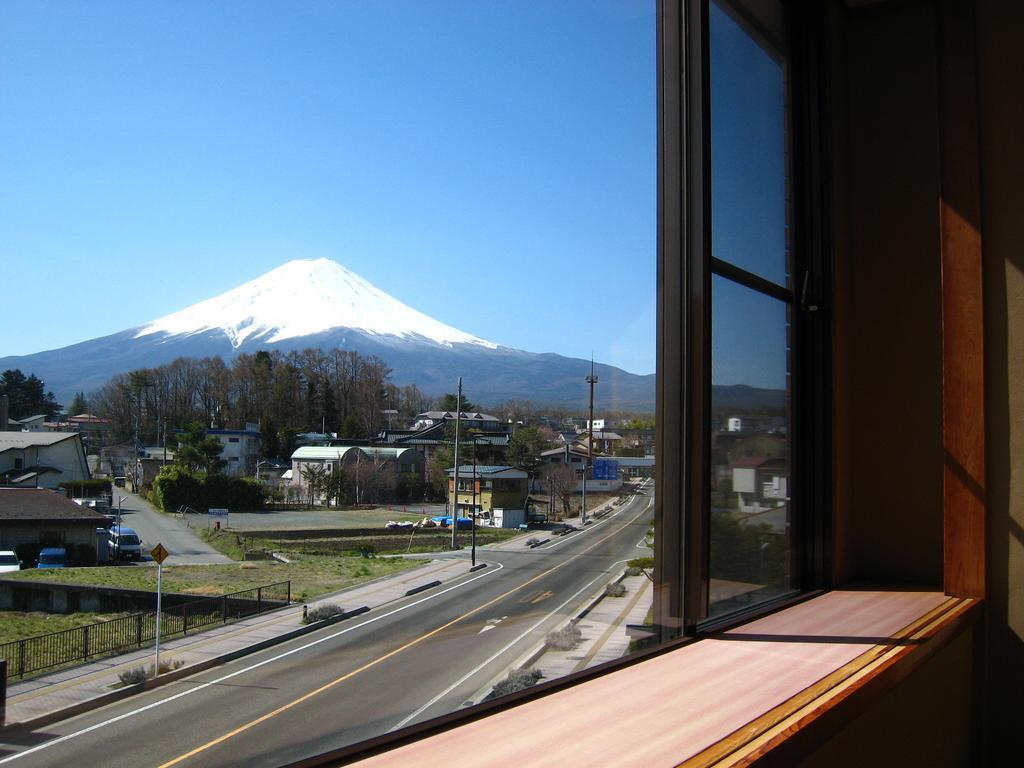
[152, 466, 266, 513]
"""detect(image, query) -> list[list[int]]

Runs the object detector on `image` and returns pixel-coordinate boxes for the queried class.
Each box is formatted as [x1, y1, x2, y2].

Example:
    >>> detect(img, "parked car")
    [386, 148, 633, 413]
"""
[0, 550, 22, 573]
[37, 547, 67, 568]
[109, 525, 143, 561]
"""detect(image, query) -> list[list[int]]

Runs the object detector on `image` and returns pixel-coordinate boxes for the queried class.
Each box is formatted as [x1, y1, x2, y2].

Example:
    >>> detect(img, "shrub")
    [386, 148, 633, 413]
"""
[118, 666, 147, 686]
[152, 466, 266, 513]
[625, 566, 643, 577]
[487, 668, 543, 700]
[303, 603, 345, 624]
[525, 537, 541, 547]
[544, 624, 583, 651]
[119, 658, 184, 685]
[605, 582, 627, 597]
[627, 556, 654, 570]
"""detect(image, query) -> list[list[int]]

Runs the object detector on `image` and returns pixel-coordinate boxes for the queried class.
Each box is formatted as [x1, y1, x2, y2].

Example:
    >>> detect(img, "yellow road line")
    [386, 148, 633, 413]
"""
[159, 503, 651, 768]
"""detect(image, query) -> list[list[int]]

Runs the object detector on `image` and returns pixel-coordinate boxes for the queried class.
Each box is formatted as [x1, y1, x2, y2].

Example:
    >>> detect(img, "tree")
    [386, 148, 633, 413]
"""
[300, 463, 328, 507]
[0, 369, 61, 418]
[542, 463, 577, 519]
[506, 426, 550, 476]
[437, 392, 478, 413]
[68, 392, 89, 416]
[174, 421, 227, 475]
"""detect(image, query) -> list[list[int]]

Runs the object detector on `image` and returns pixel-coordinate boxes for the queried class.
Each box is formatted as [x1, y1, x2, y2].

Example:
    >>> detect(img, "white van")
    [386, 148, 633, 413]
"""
[0, 550, 21, 573]
[109, 526, 143, 562]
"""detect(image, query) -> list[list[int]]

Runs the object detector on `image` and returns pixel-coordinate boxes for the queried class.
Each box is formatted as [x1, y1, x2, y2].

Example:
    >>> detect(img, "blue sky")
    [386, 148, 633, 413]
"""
[0, 1, 657, 373]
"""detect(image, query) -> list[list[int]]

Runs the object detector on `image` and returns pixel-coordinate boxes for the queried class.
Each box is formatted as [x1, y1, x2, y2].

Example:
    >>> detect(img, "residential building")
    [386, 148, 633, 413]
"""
[0, 432, 90, 490]
[0, 487, 110, 566]
[410, 410, 502, 432]
[9, 414, 46, 432]
[290, 445, 425, 503]
[447, 465, 528, 522]
[206, 425, 261, 478]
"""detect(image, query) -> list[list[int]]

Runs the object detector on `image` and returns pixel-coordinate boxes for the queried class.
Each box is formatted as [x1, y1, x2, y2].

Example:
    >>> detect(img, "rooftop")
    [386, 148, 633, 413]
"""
[0, 432, 81, 451]
[0, 488, 111, 522]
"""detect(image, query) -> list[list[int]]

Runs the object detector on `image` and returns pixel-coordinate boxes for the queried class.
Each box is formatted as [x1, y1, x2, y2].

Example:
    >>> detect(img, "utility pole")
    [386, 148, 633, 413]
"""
[450, 377, 462, 550]
[583, 359, 598, 526]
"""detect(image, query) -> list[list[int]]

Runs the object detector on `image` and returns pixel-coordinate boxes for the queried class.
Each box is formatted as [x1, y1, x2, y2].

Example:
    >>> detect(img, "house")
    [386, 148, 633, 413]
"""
[447, 465, 528, 523]
[206, 425, 261, 478]
[0, 432, 91, 490]
[9, 414, 46, 432]
[375, 422, 511, 488]
[0, 487, 110, 566]
[290, 445, 425, 504]
[410, 411, 503, 432]
[730, 456, 790, 517]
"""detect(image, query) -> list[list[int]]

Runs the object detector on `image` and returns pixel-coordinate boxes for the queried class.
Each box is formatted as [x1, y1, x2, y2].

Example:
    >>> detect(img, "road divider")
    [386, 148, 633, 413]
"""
[469, 563, 488, 573]
[405, 580, 442, 597]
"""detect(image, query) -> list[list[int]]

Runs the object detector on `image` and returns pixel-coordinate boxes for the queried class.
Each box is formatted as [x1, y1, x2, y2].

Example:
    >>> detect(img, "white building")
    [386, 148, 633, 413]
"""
[0, 432, 91, 489]
[207, 424, 261, 478]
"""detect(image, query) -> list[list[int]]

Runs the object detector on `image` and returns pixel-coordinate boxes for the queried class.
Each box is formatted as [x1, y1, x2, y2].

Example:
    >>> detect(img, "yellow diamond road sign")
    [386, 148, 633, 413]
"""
[150, 542, 169, 564]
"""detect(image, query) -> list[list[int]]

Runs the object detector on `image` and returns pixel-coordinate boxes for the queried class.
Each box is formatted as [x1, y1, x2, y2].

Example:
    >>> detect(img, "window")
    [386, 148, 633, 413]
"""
[0, 1, 832, 764]
[707, 0, 795, 617]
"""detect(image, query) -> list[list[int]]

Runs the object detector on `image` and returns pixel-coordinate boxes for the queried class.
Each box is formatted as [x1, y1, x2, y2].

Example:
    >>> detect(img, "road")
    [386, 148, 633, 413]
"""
[109, 490, 234, 566]
[0, 483, 654, 768]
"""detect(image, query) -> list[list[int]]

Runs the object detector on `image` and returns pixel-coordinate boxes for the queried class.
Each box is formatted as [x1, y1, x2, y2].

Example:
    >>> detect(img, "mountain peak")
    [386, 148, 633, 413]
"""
[134, 258, 497, 350]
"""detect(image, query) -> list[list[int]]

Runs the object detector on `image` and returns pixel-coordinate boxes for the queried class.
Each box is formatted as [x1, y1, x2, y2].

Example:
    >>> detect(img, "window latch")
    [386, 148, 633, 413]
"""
[801, 271, 819, 313]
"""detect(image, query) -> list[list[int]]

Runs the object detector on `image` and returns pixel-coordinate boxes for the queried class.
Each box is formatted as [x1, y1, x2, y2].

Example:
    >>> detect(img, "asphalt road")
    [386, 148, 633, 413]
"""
[108, 490, 234, 566]
[0, 484, 654, 768]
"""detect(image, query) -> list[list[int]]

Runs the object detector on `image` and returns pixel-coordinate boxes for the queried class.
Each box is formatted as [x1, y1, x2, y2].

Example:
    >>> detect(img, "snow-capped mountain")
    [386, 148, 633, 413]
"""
[0, 258, 666, 410]
[135, 258, 497, 350]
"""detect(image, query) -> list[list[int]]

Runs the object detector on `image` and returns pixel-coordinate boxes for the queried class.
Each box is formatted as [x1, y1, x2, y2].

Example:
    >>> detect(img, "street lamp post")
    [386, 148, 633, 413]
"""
[470, 434, 488, 567]
[471, 438, 478, 566]
[450, 378, 462, 550]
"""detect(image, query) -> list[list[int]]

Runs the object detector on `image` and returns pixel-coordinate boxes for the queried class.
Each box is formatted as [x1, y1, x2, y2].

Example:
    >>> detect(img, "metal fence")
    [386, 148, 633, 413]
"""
[0, 581, 290, 681]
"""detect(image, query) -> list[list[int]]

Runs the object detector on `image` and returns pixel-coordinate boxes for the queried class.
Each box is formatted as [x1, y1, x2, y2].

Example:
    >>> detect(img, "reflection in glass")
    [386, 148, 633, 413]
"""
[709, 276, 792, 617]
[710, 0, 789, 287]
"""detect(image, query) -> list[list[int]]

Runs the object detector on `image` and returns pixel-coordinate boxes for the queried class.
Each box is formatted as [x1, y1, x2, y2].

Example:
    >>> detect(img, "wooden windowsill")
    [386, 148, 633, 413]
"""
[340, 589, 979, 767]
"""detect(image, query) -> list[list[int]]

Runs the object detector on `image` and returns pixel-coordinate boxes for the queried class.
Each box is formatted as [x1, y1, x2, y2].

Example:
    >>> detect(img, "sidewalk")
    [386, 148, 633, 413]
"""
[2, 557, 475, 729]
[472, 572, 654, 704]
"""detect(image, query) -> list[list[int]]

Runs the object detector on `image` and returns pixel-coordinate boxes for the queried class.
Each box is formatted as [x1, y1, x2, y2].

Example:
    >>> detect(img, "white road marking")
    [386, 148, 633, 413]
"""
[0, 563, 504, 765]
[391, 558, 634, 732]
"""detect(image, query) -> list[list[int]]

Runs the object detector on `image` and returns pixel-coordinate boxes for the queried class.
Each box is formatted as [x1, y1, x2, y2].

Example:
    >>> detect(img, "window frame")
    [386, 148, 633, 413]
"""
[658, 0, 832, 636]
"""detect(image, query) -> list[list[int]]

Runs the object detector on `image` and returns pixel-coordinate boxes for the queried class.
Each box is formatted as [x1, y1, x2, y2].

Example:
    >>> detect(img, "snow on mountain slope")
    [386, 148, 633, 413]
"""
[135, 258, 497, 349]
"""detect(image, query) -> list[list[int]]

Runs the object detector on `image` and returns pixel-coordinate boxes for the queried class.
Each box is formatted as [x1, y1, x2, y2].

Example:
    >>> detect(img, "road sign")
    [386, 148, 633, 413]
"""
[593, 458, 620, 480]
[150, 542, 169, 564]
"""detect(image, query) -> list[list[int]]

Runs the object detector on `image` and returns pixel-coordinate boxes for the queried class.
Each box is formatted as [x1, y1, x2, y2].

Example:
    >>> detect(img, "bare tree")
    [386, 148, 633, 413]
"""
[541, 463, 578, 520]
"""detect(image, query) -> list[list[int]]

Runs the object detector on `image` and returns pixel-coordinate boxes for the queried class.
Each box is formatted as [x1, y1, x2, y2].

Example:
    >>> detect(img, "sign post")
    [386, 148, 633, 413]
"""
[208, 508, 229, 530]
[150, 542, 169, 677]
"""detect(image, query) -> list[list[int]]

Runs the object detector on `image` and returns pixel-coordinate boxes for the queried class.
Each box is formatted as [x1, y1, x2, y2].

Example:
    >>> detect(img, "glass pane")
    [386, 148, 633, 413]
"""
[710, 275, 793, 618]
[0, 1, 659, 764]
[710, 0, 790, 287]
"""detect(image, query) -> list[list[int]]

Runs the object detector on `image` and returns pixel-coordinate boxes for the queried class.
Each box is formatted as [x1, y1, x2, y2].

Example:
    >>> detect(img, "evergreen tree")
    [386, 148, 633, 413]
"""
[174, 421, 227, 475]
[68, 392, 89, 416]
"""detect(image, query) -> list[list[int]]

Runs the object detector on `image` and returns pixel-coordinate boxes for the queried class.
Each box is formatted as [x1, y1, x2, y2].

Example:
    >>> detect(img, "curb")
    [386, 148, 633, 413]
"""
[405, 580, 442, 597]
[472, 568, 629, 705]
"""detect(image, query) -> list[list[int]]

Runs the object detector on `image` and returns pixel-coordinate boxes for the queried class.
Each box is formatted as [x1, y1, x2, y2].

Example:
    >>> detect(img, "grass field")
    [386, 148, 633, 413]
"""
[0, 611, 132, 645]
[246, 527, 523, 557]
[3, 554, 420, 602]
